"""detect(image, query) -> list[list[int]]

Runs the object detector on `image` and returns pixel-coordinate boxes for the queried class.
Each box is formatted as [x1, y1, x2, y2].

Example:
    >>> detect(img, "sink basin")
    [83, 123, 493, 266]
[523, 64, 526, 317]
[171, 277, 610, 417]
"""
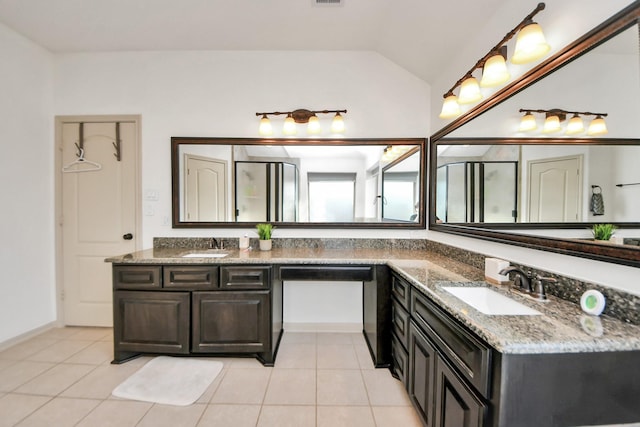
[182, 252, 229, 258]
[442, 287, 541, 316]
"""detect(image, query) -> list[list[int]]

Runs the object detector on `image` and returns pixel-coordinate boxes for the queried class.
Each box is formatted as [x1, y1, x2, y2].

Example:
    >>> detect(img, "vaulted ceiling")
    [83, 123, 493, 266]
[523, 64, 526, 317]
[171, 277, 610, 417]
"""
[0, 0, 507, 83]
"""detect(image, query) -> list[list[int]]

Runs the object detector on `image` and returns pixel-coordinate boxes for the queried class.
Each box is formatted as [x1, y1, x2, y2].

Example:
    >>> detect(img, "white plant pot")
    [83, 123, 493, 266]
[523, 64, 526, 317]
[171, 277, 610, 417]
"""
[259, 239, 272, 251]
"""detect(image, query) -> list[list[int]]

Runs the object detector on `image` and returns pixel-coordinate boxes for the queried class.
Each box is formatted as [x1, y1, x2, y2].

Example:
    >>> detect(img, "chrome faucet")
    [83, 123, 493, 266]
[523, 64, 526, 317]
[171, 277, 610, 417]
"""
[209, 237, 222, 250]
[499, 266, 532, 293]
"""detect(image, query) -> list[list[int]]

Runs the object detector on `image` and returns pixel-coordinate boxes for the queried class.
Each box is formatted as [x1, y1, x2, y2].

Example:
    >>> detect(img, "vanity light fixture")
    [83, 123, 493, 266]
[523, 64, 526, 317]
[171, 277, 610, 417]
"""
[256, 109, 347, 136]
[518, 108, 608, 135]
[439, 3, 549, 119]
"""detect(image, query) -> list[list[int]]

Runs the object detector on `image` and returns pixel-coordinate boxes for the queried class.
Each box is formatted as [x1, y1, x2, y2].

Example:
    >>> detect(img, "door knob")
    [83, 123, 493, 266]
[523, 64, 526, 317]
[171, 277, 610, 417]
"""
[123, 233, 133, 240]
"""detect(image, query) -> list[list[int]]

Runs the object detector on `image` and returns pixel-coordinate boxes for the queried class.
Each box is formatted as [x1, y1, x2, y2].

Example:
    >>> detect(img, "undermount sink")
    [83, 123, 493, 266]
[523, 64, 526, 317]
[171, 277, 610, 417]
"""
[182, 252, 229, 258]
[442, 286, 541, 316]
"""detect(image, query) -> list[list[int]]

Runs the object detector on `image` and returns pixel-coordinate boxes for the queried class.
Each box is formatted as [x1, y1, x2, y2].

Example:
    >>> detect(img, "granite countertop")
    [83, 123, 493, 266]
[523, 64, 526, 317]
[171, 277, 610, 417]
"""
[106, 247, 640, 355]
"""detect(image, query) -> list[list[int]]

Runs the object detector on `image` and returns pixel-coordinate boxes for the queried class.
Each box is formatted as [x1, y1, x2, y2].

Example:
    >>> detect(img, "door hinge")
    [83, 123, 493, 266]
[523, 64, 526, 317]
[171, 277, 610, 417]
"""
[60, 290, 65, 301]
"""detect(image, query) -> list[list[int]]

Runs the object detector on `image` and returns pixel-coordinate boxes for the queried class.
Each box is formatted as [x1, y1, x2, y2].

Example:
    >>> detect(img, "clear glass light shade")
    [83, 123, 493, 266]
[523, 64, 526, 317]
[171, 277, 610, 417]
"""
[283, 115, 297, 135]
[542, 115, 561, 133]
[458, 77, 483, 104]
[588, 116, 608, 136]
[307, 115, 321, 134]
[439, 95, 461, 119]
[511, 22, 551, 64]
[518, 113, 537, 132]
[331, 113, 345, 133]
[565, 115, 585, 135]
[258, 116, 273, 136]
[480, 54, 511, 87]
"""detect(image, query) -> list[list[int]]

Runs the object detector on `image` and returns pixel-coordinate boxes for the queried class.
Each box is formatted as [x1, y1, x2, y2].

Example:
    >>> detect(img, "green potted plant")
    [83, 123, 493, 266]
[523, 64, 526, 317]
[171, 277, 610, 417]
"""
[256, 223, 274, 251]
[591, 223, 617, 241]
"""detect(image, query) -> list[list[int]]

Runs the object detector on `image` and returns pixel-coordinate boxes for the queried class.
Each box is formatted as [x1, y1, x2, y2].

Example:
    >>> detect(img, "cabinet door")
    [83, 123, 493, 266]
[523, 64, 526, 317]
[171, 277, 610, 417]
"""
[113, 291, 190, 356]
[192, 291, 270, 353]
[434, 357, 487, 427]
[409, 321, 437, 427]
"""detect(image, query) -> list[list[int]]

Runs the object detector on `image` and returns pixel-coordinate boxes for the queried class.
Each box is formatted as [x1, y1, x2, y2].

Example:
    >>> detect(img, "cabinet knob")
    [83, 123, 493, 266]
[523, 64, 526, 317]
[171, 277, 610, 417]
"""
[123, 233, 133, 240]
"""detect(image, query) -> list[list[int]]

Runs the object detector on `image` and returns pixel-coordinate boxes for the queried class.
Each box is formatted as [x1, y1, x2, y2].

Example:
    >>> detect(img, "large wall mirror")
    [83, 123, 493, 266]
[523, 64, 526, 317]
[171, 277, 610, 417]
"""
[172, 137, 426, 229]
[429, 3, 640, 267]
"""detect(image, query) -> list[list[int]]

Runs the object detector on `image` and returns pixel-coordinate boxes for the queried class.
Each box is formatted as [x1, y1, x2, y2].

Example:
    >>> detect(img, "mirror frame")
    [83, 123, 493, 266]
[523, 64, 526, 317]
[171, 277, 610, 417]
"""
[429, 3, 640, 268]
[172, 137, 427, 229]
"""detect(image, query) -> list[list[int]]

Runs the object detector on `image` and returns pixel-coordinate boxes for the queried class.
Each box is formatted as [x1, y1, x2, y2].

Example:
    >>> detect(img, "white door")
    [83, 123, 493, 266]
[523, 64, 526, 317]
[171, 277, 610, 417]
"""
[528, 156, 582, 222]
[59, 118, 139, 326]
[184, 155, 227, 221]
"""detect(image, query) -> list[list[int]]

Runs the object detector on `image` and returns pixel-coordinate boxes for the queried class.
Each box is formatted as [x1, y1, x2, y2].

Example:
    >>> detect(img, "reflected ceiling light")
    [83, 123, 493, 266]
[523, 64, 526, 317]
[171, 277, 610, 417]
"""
[518, 111, 538, 132]
[519, 108, 608, 136]
[565, 114, 585, 135]
[255, 108, 347, 136]
[511, 20, 551, 64]
[438, 3, 549, 120]
[588, 115, 608, 136]
[438, 94, 462, 119]
[458, 76, 483, 104]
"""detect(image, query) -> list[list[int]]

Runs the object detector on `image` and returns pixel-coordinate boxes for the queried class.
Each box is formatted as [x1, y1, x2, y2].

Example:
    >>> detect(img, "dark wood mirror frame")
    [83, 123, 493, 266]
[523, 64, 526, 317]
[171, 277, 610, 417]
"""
[172, 137, 426, 229]
[429, 3, 640, 268]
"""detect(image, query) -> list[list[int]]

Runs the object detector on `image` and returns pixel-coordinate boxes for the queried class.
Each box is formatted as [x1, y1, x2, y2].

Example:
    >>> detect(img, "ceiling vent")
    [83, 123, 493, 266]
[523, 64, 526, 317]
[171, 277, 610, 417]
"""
[313, 0, 344, 6]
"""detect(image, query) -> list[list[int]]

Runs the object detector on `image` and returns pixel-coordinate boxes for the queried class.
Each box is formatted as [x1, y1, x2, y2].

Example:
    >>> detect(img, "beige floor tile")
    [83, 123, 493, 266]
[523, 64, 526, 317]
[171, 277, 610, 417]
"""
[280, 332, 317, 344]
[26, 340, 93, 363]
[137, 403, 206, 427]
[274, 343, 316, 369]
[61, 361, 148, 399]
[15, 396, 101, 427]
[198, 404, 261, 427]
[354, 344, 375, 370]
[65, 327, 112, 342]
[210, 367, 271, 404]
[362, 369, 412, 406]
[317, 406, 376, 427]
[371, 406, 423, 427]
[196, 368, 227, 404]
[0, 359, 18, 372]
[264, 368, 316, 405]
[75, 399, 152, 427]
[0, 361, 55, 392]
[0, 394, 51, 427]
[15, 363, 96, 396]
[350, 333, 367, 346]
[257, 405, 316, 427]
[227, 356, 268, 369]
[0, 337, 58, 361]
[317, 344, 360, 369]
[36, 328, 83, 340]
[317, 332, 354, 345]
[63, 341, 113, 365]
[317, 369, 369, 406]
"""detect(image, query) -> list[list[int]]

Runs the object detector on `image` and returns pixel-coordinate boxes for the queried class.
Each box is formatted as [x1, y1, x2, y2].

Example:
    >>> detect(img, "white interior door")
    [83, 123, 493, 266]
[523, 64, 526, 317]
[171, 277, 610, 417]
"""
[60, 119, 139, 326]
[184, 154, 227, 221]
[528, 156, 582, 222]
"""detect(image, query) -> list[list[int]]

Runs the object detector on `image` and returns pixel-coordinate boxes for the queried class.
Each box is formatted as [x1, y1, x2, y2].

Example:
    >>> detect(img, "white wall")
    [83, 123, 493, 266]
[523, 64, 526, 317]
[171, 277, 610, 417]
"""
[0, 23, 55, 343]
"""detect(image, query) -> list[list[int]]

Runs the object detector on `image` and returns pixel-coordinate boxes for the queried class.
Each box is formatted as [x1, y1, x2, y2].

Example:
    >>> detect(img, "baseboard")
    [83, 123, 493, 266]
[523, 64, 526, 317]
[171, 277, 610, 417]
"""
[0, 321, 58, 352]
[283, 322, 362, 333]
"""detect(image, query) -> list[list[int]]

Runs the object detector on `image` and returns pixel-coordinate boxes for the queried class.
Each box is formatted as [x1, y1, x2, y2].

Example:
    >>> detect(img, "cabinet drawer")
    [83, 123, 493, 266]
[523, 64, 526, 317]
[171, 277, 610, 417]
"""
[113, 265, 162, 290]
[391, 274, 411, 310]
[163, 266, 219, 290]
[220, 266, 271, 290]
[411, 290, 491, 398]
[392, 298, 410, 351]
[392, 332, 409, 388]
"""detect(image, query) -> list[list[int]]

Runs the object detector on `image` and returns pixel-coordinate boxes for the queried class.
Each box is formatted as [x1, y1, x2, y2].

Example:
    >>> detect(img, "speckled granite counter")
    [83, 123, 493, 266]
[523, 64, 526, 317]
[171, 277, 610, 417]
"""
[106, 246, 640, 355]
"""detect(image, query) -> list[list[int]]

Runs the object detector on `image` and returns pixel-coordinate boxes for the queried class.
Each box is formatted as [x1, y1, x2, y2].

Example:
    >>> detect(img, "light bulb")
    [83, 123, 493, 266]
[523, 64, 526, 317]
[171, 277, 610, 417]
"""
[258, 115, 272, 136]
[587, 116, 608, 136]
[565, 114, 585, 135]
[542, 115, 561, 133]
[511, 22, 551, 64]
[307, 115, 321, 134]
[439, 95, 461, 119]
[331, 112, 345, 133]
[283, 114, 297, 135]
[458, 77, 482, 104]
[480, 53, 511, 87]
[518, 112, 537, 132]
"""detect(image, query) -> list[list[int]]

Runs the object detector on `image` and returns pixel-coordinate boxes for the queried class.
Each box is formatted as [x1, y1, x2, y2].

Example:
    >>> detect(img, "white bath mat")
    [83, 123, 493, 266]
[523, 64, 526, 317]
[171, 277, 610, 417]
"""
[112, 356, 223, 406]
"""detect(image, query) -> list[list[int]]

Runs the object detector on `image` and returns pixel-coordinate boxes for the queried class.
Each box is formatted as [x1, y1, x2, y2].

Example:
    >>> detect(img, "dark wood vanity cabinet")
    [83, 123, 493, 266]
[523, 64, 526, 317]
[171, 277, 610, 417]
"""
[112, 264, 280, 365]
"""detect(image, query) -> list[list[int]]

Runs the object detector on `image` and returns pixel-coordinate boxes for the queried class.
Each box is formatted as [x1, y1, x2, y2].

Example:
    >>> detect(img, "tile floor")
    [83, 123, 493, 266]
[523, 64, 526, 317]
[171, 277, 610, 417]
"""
[0, 327, 422, 427]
